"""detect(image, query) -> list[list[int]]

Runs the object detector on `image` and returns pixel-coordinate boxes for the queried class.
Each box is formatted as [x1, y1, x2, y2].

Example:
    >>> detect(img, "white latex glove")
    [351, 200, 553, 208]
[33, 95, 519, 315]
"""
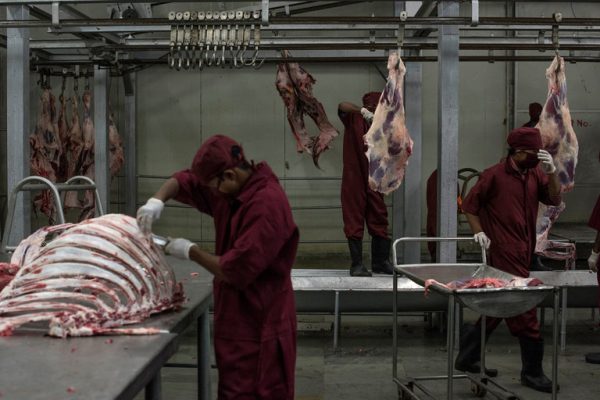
[537, 149, 557, 174]
[474, 232, 491, 250]
[360, 107, 374, 123]
[136, 198, 164, 235]
[164, 238, 195, 260]
[588, 250, 599, 273]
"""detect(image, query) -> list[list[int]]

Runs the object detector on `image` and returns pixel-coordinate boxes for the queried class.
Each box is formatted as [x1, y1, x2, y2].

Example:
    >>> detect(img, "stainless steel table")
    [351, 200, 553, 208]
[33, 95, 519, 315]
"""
[0, 331, 179, 400]
[0, 256, 213, 400]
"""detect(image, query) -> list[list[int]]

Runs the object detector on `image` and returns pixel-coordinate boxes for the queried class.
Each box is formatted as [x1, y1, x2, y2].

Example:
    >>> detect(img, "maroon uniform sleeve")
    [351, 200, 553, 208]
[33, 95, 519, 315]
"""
[171, 169, 214, 216]
[338, 109, 357, 129]
[219, 196, 294, 290]
[461, 170, 493, 216]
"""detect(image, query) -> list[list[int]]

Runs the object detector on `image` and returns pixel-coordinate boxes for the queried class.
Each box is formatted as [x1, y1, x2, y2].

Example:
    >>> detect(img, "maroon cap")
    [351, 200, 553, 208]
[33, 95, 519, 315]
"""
[362, 92, 381, 112]
[507, 127, 543, 150]
[528, 102, 543, 120]
[191, 135, 245, 185]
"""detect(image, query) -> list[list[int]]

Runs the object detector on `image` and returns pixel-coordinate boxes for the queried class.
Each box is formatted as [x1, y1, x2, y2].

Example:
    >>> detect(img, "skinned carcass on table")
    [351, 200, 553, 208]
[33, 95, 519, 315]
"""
[365, 52, 413, 194]
[275, 56, 339, 167]
[424, 277, 543, 296]
[0, 214, 184, 337]
[535, 55, 579, 268]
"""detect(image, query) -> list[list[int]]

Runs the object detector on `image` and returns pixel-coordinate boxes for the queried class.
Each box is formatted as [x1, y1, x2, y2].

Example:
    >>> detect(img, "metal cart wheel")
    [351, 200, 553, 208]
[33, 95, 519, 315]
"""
[470, 381, 487, 398]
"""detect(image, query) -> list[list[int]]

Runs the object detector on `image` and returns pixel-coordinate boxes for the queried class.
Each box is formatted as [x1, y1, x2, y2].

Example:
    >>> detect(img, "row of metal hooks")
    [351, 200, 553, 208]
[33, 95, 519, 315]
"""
[167, 10, 265, 71]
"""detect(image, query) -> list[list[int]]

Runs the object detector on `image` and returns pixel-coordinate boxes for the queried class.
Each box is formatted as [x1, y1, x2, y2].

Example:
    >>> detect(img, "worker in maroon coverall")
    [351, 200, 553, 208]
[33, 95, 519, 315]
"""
[454, 127, 561, 393]
[338, 92, 394, 276]
[136, 135, 298, 400]
[585, 151, 600, 364]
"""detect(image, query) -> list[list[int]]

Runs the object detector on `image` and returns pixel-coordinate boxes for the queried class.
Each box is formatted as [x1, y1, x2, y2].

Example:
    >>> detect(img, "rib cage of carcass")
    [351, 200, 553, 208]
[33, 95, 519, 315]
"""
[0, 214, 184, 337]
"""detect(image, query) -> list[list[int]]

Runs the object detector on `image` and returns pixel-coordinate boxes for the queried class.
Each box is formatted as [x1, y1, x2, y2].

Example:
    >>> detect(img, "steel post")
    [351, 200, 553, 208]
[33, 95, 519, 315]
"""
[124, 71, 137, 217]
[93, 66, 109, 215]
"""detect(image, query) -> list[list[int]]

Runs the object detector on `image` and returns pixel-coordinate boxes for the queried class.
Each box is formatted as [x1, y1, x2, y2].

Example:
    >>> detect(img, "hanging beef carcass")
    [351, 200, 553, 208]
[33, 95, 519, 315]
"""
[0, 214, 184, 337]
[364, 52, 413, 194]
[534, 55, 579, 268]
[63, 93, 86, 209]
[79, 89, 97, 220]
[30, 88, 62, 221]
[109, 111, 125, 178]
[275, 58, 339, 167]
[56, 90, 70, 182]
[275, 63, 312, 154]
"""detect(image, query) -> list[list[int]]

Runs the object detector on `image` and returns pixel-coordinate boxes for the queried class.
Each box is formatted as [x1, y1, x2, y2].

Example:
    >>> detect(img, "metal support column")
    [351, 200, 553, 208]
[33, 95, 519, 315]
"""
[6, 5, 30, 246]
[436, 0, 459, 263]
[123, 72, 137, 217]
[506, 0, 516, 132]
[93, 66, 109, 215]
[198, 311, 211, 400]
[403, 49, 423, 263]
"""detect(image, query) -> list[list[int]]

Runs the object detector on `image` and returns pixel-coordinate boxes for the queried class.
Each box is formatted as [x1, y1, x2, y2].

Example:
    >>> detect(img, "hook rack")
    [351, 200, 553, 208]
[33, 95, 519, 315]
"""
[168, 8, 264, 71]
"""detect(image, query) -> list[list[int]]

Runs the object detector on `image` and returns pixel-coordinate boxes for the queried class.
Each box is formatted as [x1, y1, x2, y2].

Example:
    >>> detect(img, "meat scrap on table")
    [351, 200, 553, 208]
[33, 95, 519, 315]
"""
[534, 55, 579, 269]
[0, 214, 184, 337]
[365, 51, 414, 194]
[424, 277, 543, 296]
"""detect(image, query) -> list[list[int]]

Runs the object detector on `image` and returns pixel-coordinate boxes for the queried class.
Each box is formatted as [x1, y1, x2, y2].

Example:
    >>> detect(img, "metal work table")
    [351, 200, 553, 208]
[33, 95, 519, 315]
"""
[0, 256, 213, 400]
[0, 332, 179, 400]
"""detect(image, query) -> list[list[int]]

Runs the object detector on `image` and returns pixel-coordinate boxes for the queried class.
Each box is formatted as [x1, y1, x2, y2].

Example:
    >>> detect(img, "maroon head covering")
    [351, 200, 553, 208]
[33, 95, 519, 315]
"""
[528, 102, 543, 120]
[362, 92, 381, 113]
[507, 127, 542, 151]
[191, 135, 246, 185]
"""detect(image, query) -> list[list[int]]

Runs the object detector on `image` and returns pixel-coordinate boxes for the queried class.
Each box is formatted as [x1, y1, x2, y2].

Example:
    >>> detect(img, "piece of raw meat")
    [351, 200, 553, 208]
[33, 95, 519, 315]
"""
[0, 214, 184, 337]
[424, 277, 543, 296]
[56, 92, 70, 182]
[534, 55, 579, 269]
[284, 62, 339, 166]
[364, 52, 413, 194]
[108, 111, 125, 177]
[30, 89, 62, 222]
[63, 94, 85, 209]
[0, 263, 18, 291]
[79, 89, 97, 220]
[275, 63, 312, 153]
[275, 57, 339, 167]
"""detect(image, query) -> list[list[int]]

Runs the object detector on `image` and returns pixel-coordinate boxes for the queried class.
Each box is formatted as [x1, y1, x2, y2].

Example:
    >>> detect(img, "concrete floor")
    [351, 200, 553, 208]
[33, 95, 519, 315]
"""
[140, 309, 600, 400]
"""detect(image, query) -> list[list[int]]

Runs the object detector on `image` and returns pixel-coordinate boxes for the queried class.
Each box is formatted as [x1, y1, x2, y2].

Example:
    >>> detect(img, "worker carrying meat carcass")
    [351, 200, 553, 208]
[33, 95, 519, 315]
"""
[455, 127, 561, 393]
[137, 135, 298, 400]
[337, 92, 394, 277]
[584, 151, 600, 364]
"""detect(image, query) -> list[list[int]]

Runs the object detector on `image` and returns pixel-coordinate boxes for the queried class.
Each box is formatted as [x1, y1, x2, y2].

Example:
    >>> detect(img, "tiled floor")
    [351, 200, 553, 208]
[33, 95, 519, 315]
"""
[143, 309, 600, 400]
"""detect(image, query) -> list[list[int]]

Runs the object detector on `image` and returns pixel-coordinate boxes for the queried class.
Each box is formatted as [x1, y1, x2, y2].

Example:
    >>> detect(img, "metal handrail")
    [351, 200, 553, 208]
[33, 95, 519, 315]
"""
[1, 176, 65, 254]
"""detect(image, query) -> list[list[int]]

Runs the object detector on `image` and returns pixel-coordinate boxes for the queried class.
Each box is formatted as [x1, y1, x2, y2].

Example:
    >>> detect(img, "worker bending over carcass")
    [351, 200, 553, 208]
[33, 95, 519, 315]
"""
[137, 135, 298, 400]
[455, 127, 560, 393]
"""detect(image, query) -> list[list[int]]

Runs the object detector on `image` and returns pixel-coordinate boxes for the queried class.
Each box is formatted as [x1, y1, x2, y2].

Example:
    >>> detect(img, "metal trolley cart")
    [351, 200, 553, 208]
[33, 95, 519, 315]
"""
[392, 237, 560, 400]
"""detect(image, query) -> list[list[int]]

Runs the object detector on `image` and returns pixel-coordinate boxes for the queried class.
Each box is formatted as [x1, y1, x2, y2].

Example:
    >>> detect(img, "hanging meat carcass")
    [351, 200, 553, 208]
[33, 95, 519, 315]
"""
[30, 88, 62, 221]
[109, 111, 125, 178]
[63, 93, 86, 209]
[364, 52, 413, 194]
[56, 89, 70, 182]
[275, 57, 339, 167]
[0, 214, 184, 337]
[534, 55, 579, 269]
[79, 89, 97, 221]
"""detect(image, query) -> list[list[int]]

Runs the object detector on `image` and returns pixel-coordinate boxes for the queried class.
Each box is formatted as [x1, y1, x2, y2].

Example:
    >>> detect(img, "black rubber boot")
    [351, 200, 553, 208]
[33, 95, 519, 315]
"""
[371, 236, 394, 275]
[348, 239, 371, 277]
[530, 255, 553, 271]
[519, 337, 558, 393]
[454, 324, 498, 377]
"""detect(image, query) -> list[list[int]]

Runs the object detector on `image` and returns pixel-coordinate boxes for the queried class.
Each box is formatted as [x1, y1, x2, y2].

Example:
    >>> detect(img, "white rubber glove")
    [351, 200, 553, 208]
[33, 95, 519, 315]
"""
[360, 107, 374, 123]
[136, 198, 164, 235]
[588, 250, 599, 273]
[537, 149, 557, 174]
[474, 232, 491, 250]
[164, 238, 195, 260]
